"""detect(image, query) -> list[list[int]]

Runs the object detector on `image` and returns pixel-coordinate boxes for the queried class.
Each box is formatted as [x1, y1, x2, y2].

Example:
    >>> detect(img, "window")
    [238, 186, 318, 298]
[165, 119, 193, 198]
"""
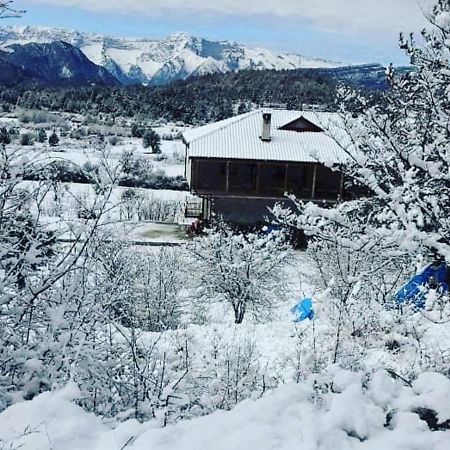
[286, 164, 314, 198]
[314, 166, 342, 199]
[195, 160, 227, 191]
[228, 162, 257, 193]
[258, 164, 286, 196]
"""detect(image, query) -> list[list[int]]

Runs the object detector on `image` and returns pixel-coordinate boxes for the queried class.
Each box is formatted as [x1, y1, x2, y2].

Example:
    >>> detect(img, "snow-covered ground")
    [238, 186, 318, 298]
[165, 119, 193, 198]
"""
[29, 136, 186, 178]
[1, 369, 449, 450]
[0, 248, 449, 450]
[29, 181, 194, 242]
[0, 115, 189, 178]
[3, 116, 195, 239]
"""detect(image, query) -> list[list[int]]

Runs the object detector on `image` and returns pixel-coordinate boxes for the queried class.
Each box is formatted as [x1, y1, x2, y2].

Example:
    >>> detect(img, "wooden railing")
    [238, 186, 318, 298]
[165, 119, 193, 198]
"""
[185, 199, 203, 218]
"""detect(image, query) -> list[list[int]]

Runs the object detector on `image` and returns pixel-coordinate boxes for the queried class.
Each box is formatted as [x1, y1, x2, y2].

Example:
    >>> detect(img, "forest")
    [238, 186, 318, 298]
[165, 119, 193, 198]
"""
[0, 66, 386, 123]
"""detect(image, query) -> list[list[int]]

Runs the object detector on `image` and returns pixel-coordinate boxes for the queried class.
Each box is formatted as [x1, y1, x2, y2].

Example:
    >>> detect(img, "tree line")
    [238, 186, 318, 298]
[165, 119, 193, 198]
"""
[0, 68, 340, 123]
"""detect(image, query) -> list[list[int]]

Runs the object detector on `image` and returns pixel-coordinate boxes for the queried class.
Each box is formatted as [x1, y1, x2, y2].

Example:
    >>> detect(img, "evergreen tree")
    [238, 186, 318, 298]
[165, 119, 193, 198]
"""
[0, 126, 10, 144]
[20, 133, 32, 146]
[142, 129, 161, 153]
[36, 128, 46, 143]
[131, 122, 145, 138]
[48, 131, 59, 147]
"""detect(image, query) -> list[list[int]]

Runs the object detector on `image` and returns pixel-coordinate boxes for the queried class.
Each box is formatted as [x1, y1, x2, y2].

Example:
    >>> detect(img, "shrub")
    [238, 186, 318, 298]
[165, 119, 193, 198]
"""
[0, 127, 10, 145]
[20, 133, 33, 146]
[36, 128, 46, 143]
[108, 135, 119, 146]
[142, 129, 161, 154]
[48, 132, 59, 147]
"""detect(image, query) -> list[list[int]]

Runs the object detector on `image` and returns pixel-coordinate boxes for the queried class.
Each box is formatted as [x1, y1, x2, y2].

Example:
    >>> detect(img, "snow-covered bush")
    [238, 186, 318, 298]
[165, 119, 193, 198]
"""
[0, 143, 124, 410]
[119, 189, 183, 223]
[192, 331, 271, 413]
[306, 235, 412, 369]
[90, 241, 185, 332]
[2, 367, 450, 449]
[187, 222, 292, 324]
[274, 0, 450, 377]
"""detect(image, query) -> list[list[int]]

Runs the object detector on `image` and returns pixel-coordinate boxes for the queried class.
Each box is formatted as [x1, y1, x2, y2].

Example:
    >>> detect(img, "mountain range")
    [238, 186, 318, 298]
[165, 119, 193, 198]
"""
[0, 40, 119, 87]
[0, 25, 346, 86]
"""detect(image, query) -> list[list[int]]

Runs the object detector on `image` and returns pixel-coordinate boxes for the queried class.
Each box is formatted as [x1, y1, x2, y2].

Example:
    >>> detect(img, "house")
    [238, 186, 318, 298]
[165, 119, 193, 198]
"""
[182, 108, 352, 225]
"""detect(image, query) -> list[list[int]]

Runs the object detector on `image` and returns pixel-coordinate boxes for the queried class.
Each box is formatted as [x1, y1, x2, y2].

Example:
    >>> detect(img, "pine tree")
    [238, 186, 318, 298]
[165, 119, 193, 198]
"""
[36, 128, 46, 143]
[0, 126, 10, 144]
[131, 122, 145, 138]
[48, 131, 59, 147]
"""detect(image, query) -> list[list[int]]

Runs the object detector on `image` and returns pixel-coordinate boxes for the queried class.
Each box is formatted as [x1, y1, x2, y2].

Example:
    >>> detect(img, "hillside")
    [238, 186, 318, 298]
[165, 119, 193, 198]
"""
[0, 41, 120, 87]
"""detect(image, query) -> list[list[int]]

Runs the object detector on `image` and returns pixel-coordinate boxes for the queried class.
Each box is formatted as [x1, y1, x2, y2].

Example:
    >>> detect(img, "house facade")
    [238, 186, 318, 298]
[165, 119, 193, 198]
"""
[182, 109, 351, 225]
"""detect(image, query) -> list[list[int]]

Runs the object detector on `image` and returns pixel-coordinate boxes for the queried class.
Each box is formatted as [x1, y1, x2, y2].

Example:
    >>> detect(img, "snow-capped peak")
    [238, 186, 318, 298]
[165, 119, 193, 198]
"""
[0, 25, 346, 85]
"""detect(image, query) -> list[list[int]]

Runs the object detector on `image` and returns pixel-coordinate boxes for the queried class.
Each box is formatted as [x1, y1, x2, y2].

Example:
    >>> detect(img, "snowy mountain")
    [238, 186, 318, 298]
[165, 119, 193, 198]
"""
[0, 26, 345, 85]
[0, 41, 119, 87]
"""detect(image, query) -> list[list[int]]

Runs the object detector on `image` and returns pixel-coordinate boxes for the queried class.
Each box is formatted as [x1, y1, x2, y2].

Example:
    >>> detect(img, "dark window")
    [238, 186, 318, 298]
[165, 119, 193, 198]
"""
[229, 162, 257, 193]
[279, 117, 323, 133]
[196, 160, 227, 191]
[314, 166, 342, 199]
[258, 164, 286, 196]
[286, 164, 314, 198]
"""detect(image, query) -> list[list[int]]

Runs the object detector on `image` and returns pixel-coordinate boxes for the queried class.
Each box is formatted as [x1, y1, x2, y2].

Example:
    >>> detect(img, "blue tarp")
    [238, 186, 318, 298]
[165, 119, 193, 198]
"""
[395, 264, 449, 308]
[291, 298, 315, 322]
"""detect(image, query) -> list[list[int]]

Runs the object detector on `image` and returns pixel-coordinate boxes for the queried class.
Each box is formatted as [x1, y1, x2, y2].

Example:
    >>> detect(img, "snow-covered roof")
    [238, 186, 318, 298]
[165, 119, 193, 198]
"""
[183, 109, 350, 165]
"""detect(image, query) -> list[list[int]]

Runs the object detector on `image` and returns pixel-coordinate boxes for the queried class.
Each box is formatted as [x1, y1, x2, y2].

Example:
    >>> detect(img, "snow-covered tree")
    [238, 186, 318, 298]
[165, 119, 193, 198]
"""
[0, 144, 125, 408]
[187, 222, 292, 324]
[343, 2, 450, 260]
[277, 0, 450, 261]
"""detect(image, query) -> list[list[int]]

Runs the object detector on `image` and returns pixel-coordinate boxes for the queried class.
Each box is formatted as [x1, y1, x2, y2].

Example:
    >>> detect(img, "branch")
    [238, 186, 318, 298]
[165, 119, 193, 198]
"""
[0, 1, 26, 18]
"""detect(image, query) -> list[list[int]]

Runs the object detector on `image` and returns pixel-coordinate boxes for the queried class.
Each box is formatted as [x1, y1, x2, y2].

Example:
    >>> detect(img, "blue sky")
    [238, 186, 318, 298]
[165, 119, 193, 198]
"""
[11, 0, 432, 65]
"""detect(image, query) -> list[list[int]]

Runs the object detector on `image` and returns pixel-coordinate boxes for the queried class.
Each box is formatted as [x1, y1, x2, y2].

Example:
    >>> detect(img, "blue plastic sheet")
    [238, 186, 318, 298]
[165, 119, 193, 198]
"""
[291, 298, 315, 322]
[395, 264, 449, 308]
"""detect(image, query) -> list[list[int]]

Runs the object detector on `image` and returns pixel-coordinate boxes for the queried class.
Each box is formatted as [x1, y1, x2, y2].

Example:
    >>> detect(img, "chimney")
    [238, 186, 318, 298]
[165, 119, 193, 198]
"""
[261, 112, 272, 142]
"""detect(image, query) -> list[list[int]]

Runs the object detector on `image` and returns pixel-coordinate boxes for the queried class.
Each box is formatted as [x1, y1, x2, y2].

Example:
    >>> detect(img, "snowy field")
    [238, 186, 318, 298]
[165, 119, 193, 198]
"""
[0, 114, 196, 242]
[21, 180, 193, 243]
[1, 370, 450, 450]
[25, 134, 186, 178]
[0, 115, 189, 178]
[0, 246, 449, 450]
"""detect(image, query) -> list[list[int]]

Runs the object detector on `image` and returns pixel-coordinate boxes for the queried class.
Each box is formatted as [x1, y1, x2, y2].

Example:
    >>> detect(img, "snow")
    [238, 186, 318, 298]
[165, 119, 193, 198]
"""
[183, 109, 351, 165]
[409, 373, 450, 423]
[0, 383, 107, 450]
[18, 134, 187, 178]
[0, 25, 346, 85]
[1, 370, 449, 450]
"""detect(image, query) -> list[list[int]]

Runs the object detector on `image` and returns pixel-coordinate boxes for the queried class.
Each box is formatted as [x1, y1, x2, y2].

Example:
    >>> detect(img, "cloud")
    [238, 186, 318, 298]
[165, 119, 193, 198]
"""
[27, 0, 435, 35]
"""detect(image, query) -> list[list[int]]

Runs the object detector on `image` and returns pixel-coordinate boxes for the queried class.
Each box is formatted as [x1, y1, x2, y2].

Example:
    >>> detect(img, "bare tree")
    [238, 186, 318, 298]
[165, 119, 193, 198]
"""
[0, 1, 25, 19]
